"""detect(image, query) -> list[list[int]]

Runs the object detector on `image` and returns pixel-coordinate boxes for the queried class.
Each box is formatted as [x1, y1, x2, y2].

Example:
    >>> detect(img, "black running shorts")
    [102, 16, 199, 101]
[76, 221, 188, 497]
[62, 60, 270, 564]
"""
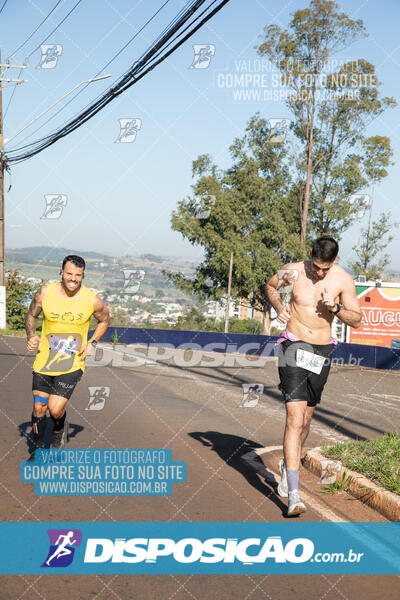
[32, 369, 83, 400]
[278, 339, 333, 407]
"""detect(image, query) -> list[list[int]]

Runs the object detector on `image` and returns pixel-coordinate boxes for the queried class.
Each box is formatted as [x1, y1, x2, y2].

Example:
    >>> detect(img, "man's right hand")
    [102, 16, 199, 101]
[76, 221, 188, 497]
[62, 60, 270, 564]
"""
[26, 335, 40, 352]
[277, 306, 291, 324]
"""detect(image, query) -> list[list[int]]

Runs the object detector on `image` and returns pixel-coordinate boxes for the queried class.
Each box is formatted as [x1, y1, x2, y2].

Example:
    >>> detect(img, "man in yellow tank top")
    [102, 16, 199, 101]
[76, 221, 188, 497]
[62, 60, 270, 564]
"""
[25, 255, 110, 451]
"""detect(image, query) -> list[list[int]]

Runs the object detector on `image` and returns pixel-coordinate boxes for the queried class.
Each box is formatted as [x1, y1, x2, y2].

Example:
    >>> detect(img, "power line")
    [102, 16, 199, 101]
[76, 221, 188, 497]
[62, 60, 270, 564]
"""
[10, 0, 64, 57]
[3, 67, 23, 118]
[27, 0, 84, 59]
[10, 0, 174, 146]
[7, 0, 231, 164]
[5, 0, 76, 120]
[0, 1, 7, 16]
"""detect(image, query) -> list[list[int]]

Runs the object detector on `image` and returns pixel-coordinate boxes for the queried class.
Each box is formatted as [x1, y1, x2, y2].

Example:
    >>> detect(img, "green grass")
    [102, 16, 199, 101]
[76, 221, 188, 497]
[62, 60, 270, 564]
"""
[1, 329, 26, 337]
[321, 433, 400, 495]
[319, 470, 354, 495]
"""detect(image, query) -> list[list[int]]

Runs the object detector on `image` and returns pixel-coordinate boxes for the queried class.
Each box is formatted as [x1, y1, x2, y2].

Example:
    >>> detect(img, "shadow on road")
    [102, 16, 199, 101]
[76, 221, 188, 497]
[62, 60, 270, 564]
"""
[189, 430, 287, 516]
[181, 365, 383, 441]
[18, 421, 84, 455]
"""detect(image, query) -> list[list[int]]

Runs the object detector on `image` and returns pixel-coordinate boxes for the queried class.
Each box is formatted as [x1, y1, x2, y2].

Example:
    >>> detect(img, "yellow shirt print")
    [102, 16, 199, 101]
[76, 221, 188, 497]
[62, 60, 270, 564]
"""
[33, 283, 97, 376]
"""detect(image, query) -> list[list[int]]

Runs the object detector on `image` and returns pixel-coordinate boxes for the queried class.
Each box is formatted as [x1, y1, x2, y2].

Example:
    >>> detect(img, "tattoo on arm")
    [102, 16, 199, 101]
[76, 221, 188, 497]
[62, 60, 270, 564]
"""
[93, 299, 110, 324]
[25, 289, 43, 338]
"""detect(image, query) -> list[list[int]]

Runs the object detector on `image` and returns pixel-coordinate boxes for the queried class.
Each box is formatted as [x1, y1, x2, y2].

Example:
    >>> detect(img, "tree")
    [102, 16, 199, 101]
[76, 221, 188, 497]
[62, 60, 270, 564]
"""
[168, 0, 396, 333]
[349, 211, 397, 280]
[5, 270, 39, 330]
[167, 114, 304, 333]
[257, 0, 395, 244]
[108, 307, 132, 328]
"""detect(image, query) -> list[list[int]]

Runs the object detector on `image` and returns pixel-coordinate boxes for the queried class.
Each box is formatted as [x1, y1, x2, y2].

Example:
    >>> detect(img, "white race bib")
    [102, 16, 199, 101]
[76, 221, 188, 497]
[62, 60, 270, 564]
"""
[296, 349, 325, 374]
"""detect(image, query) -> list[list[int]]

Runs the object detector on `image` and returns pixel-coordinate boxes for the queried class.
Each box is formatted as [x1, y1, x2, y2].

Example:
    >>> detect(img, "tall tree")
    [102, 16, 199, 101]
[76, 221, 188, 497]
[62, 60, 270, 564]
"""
[349, 211, 397, 280]
[167, 115, 304, 332]
[257, 0, 395, 244]
[169, 0, 396, 333]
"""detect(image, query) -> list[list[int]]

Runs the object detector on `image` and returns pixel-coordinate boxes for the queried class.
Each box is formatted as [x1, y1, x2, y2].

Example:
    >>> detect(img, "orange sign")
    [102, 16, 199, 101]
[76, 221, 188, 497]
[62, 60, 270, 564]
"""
[348, 286, 400, 347]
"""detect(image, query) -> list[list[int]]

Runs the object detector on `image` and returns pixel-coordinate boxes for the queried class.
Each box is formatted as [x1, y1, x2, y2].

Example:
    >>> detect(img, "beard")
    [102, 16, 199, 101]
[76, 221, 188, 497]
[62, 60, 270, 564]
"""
[61, 277, 81, 292]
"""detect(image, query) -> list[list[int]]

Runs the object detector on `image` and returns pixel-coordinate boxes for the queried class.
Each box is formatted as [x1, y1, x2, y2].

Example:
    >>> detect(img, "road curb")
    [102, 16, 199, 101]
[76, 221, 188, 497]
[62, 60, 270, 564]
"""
[303, 447, 400, 522]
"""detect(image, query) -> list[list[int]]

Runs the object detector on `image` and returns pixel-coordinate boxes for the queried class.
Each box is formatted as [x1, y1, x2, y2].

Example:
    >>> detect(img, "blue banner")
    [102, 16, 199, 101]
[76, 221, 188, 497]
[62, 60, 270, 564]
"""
[89, 327, 400, 370]
[0, 522, 398, 574]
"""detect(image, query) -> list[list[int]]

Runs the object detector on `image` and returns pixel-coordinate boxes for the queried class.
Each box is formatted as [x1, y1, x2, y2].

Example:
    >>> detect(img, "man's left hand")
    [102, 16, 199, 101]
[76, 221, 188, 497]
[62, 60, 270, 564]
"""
[321, 287, 336, 311]
[79, 343, 95, 358]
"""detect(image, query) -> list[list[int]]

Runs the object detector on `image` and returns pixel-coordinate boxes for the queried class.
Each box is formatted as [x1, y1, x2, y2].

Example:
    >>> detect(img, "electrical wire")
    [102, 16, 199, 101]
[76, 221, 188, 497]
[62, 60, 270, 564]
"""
[5, 0, 80, 120]
[0, 0, 8, 16]
[10, 0, 64, 57]
[9, 0, 174, 146]
[27, 0, 83, 59]
[7, 0, 230, 164]
[3, 68, 23, 118]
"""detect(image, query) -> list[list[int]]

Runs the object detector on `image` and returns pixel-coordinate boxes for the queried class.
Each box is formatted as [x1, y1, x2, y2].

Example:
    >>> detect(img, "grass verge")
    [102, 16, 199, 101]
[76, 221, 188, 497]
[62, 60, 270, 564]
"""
[1, 329, 26, 337]
[319, 470, 354, 495]
[321, 433, 400, 495]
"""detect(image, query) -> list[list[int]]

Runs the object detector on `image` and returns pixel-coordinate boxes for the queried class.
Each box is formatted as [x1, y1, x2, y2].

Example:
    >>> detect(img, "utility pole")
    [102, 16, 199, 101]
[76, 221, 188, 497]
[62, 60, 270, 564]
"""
[224, 251, 234, 334]
[0, 52, 27, 328]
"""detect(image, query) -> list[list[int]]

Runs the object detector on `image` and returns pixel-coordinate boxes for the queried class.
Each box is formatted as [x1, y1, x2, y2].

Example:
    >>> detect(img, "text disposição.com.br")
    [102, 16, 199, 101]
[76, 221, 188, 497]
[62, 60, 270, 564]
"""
[83, 536, 364, 565]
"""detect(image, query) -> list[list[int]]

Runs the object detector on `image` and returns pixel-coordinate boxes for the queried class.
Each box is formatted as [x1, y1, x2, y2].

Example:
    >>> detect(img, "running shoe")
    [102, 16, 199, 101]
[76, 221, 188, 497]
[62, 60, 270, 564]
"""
[277, 458, 288, 497]
[287, 489, 306, 517]
[51, 421, 68, 449]
[32, 436, 45, 450]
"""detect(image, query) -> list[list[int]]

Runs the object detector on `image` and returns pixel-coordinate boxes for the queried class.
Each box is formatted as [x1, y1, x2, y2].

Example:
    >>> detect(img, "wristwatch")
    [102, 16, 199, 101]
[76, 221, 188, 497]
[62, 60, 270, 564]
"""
[330, 304, 341, 315]
[90, 339, 98, 347]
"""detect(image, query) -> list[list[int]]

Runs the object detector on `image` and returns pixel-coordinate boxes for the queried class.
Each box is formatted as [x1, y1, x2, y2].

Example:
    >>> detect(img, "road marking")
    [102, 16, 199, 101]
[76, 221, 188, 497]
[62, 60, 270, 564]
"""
[242, 445, 349, 523]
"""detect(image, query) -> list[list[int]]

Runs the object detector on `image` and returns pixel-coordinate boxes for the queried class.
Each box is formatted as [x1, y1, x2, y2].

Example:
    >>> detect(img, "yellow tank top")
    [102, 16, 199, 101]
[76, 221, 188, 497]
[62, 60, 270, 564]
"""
[33, 282, 97, 376]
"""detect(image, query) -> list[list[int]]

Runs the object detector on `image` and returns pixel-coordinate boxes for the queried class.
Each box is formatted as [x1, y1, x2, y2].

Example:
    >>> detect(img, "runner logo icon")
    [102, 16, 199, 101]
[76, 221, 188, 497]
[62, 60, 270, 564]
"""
[189, 44, 216, 69]
[41, 194, 68, 219]
[115, 118, 142, 143]
[42, 529, 82, 568]
[36, 44, 63, 69]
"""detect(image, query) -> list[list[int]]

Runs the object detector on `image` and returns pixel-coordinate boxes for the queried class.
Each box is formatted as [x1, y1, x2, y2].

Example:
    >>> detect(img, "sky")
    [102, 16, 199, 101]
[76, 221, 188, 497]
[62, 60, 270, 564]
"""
[1, 0, 400, 272]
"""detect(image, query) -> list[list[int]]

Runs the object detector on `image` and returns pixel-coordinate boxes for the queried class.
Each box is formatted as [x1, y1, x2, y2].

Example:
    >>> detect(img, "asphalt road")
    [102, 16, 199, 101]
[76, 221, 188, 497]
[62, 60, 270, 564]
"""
[0, 335, 399, 599]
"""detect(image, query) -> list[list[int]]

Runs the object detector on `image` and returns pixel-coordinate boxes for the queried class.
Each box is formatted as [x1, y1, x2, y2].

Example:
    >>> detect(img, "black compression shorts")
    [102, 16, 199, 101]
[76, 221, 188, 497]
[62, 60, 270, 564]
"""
[32, 369, 83, 400]
[278, 339, 333, 407]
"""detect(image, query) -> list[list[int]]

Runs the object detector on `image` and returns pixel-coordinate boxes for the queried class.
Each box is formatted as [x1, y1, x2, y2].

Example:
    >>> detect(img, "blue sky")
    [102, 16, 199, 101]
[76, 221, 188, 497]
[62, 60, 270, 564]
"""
[1, 0, 399, 271]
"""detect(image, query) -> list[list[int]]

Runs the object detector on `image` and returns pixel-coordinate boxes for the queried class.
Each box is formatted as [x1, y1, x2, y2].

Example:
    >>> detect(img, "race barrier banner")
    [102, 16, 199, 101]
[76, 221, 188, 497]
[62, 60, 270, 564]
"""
[89, 327, 400, 370]
[0, 522, 398, 574]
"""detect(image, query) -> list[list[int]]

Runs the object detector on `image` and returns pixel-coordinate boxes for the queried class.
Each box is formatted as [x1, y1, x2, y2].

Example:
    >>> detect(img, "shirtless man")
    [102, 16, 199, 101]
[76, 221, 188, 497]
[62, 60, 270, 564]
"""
[266, 236, 362, 516]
